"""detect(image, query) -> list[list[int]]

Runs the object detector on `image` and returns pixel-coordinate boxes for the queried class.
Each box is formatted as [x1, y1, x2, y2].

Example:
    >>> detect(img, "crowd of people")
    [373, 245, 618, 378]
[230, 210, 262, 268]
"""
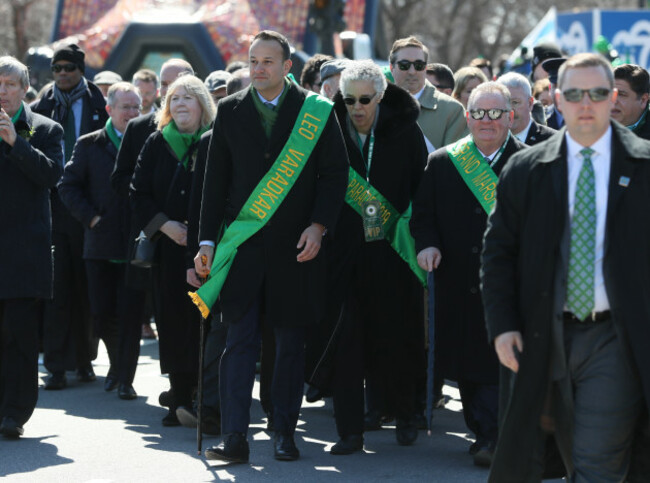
[1, 27, 649, 482]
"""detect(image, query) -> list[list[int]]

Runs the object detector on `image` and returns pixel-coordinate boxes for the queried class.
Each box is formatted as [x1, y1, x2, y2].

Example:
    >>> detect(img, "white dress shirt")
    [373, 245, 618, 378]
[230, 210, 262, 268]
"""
[565, 127, 612, 312]
[514, 119, 533, 143]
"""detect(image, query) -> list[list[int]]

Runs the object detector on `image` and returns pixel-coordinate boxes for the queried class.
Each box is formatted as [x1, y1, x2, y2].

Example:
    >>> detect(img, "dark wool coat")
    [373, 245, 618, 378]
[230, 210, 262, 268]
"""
[199, 82, 349, 328]
[0, 103, 63, 299]
[310, 83, 428, 397]
[411, 135, 527, 384]
[481, 122, 650, 482]
[58, 127, 129, 260]
[130, 131, 199, 374]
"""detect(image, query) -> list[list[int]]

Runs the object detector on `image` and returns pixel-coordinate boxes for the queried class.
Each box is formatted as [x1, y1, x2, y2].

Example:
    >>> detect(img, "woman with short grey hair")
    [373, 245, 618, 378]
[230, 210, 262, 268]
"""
[316, 59, 428, 454]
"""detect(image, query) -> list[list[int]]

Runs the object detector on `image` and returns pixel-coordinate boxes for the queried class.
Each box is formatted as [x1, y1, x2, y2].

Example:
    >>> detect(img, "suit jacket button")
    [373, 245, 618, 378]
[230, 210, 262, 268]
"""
[265, 153, 270, 159]
[180, 189, 185, 195]
[471, 246, 479, 254]
[475, 207, 482, 214]
[470, 287, 478, 294]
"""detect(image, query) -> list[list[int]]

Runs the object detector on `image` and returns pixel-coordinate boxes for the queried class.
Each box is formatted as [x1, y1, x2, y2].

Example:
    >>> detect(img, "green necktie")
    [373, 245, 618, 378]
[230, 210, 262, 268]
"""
[566, 147, 596, 320]
[64, 109, 76, 162]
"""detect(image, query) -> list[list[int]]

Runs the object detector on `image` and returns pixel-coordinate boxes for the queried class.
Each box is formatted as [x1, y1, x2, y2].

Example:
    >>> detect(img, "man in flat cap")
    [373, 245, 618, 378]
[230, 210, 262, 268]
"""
[320, 58, 350, 99]
[204, 70, 233, 105]
[32, 43, 108, 390]
[93, 71, 123, 98]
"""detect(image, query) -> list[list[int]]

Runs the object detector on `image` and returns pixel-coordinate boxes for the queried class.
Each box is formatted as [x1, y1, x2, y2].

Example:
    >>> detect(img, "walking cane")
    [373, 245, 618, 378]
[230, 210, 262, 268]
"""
[197, 254, 208, 455]
[426, 270, 435, 436]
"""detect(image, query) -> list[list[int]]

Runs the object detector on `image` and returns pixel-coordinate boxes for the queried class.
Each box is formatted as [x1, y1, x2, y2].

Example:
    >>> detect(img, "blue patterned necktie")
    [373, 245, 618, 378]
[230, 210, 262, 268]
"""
[265, 102, 275, 111]
[566, 147, 596, 320]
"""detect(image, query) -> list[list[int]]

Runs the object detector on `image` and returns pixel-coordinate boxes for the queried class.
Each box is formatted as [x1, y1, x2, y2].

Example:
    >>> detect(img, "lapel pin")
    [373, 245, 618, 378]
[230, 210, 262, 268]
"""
[619, 176, 630, 187]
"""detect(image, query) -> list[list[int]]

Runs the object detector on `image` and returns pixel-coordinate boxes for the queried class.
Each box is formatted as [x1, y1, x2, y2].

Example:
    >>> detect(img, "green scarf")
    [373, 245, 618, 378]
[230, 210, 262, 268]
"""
[0, 103, 24, 144]
[251, 78, 290, 138]
[105, 118, 122, 150]
[162, 120, 209, 167]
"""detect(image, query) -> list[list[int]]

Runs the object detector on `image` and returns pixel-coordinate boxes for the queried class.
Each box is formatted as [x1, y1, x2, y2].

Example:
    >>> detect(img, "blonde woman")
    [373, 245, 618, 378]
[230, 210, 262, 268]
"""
[452, 66, 488, 109]
[131, 74, 215, 426]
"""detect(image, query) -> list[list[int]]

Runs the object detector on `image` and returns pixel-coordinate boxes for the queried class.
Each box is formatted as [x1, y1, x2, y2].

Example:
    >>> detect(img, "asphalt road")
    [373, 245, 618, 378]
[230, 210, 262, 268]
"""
[1, 340, 500, 482]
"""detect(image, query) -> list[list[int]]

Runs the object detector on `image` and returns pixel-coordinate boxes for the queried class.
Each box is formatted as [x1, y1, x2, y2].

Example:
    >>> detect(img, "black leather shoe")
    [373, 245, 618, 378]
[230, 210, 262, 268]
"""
[205, 432, 249, 463]
[473, 441, 495, 467]
[158, 389, 174, 408]
[305, 385, 324, 403]
[330, 434, 363, 455]
[44, 372, 67, 390]
[118, 383, 137, 400]
[396, 419, 418, 446]
[77, 366, 96, 382]
[0, 417, 24, 439]
[176, 406, 198, 428]
[104, 376, 118, 392]
[274, 432, 299, 461]
[162, 408, 180, 426]
[414, 412, 428, 430]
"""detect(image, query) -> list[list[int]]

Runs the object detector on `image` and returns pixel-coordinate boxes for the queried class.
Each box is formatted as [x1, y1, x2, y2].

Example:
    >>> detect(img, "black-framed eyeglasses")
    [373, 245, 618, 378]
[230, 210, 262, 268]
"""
[468, 108, 511, 121]
[51, 64, 78, 73]
[395, 60, 427, 72]
[343, 92, 377, 105]
[562, 87, 611, 103]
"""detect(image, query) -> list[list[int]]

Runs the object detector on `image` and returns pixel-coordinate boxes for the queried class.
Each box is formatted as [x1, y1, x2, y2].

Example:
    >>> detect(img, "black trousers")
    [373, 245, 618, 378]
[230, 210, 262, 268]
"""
[84, 260, 145, 384]
[43, 226, 95, 373]
[0, 299, 40, 426]
[457, 379, 499, 443]
[220, 294, 305, 436]
[202, 314, 227, 417]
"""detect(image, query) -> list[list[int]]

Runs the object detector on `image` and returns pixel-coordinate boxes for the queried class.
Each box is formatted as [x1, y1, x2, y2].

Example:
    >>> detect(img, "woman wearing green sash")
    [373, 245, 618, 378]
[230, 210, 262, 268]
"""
[320, 60, 428, 454]
[131, 75, 215, 426]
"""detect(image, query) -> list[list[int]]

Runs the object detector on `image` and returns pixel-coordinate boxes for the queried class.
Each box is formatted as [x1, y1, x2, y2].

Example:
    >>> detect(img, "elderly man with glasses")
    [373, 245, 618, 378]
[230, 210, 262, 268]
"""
[411, 82, 527, 468]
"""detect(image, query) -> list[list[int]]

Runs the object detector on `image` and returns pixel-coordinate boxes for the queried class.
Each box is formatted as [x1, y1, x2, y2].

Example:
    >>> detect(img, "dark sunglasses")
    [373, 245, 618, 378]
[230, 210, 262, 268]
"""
[51, 64, 78, 73]
[562, 87, 611, 103]
[395, 60, 427, 71]
[343, 93, 377, 105]
[469, 108, 511, 121]
[432, 83, 453, 90]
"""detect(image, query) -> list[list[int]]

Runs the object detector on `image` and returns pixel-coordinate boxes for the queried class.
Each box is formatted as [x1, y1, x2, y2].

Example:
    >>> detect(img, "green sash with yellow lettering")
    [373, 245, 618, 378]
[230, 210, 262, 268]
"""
[446, 134, 500, 214]
[345, 169, 427, 286]
[189, 92, 333, 317]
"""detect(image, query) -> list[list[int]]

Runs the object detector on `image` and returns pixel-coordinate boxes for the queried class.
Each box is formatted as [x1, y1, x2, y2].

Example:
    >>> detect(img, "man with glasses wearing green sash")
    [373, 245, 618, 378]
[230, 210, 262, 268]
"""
[411, 82, 527, 467]
[482, 53, 650, 482]
[193, 30, 348, 463]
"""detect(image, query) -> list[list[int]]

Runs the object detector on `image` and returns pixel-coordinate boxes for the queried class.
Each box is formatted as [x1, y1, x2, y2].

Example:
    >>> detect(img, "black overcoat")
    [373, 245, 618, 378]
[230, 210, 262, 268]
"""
[198, 83, 349, 328]
[58, 127, 129, 260]
[481, 121, 650, 482]
[130, 131, 199, 374]
[0, 103, 63, 299]
[411, 135, 527, 384]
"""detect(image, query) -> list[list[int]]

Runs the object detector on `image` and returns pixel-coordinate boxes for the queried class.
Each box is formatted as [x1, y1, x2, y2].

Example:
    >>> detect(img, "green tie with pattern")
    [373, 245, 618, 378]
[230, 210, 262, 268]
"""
[567, 147, 596, 320]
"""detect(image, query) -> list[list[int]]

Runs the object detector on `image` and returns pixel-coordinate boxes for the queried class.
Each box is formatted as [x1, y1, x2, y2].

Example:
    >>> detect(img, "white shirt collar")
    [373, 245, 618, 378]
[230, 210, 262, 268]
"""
[514, 119, 533, 143]
[412, 85, 426, 101]
[256, 84, 285, 106]
[565, 126, 612, 161]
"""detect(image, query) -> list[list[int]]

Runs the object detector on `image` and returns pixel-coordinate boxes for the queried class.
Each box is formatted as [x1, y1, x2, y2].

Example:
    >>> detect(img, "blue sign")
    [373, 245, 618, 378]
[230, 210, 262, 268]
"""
[557, 12, 593, 56]
[602, 11, 650, 68]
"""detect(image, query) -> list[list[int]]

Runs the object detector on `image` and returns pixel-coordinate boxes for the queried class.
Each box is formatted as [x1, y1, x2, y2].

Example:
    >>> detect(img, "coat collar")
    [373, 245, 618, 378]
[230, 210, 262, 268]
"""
[418, 80, 439, 111]
[232, 82, 305, 154]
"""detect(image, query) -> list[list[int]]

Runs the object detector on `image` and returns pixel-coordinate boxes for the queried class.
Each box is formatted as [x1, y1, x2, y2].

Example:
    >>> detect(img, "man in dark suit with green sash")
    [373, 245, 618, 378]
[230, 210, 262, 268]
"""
[194, 30, 348, 463]
[411, 82, 527, 467]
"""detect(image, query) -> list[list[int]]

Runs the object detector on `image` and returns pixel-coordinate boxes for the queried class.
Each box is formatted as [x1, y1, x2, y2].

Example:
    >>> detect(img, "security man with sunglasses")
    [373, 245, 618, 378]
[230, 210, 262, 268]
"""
[482, 53, 650, 482]
[389, 36, 467, 154]
[411, 82, 527, 468]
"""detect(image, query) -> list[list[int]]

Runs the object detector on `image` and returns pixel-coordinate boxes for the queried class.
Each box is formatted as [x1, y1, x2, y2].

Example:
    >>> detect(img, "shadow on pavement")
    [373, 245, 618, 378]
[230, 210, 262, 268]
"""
[0, 436, 74, 477]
